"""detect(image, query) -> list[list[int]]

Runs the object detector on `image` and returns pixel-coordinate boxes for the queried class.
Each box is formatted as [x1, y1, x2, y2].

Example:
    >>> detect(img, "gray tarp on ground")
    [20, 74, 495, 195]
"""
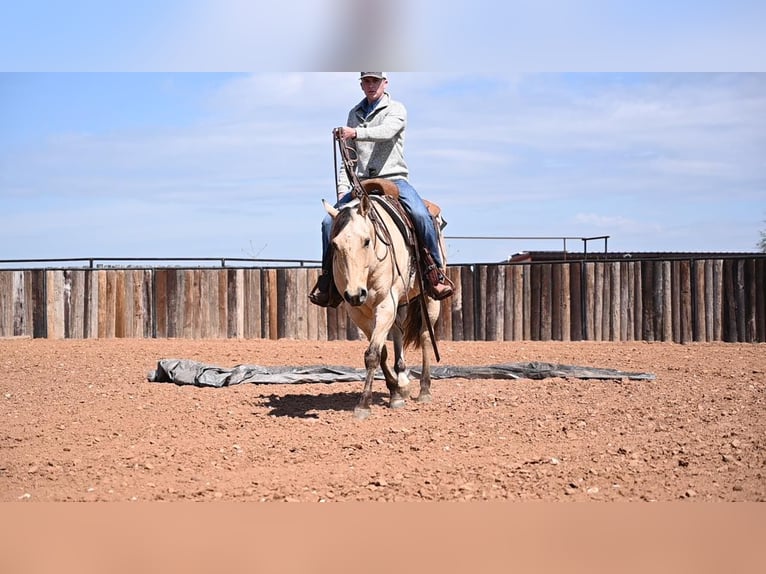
[147, 359, 655, 388]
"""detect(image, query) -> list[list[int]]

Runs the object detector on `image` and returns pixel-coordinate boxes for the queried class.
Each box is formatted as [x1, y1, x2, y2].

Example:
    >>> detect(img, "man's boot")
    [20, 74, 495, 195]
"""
[421, 248, 454, 301]
[309, 248, 343, 307]
[309, 270, 342, 307]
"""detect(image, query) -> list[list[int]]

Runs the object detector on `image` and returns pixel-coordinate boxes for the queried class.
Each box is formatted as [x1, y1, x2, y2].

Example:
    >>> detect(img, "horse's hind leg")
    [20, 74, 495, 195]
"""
[415, 299, 440, 403]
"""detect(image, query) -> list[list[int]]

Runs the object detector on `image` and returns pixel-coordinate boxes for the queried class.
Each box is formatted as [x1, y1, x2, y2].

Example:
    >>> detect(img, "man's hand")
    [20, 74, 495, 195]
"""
[336, 126, 357, 141]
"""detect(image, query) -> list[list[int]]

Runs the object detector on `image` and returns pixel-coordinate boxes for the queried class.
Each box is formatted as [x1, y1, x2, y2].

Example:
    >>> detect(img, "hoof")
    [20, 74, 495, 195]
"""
[415, 393, 432, 404]
[354, 407, 372, 420]
[389, 397, 406, 409]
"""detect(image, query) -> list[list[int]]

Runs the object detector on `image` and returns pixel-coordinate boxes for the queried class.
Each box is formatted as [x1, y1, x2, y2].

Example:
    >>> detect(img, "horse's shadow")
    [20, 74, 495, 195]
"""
[263, 390, 388, 418]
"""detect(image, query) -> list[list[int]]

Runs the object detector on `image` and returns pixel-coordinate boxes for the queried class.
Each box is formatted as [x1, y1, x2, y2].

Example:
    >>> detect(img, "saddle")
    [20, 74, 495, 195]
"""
[361, 178, 442, 219]
[359, 179, 452, 302]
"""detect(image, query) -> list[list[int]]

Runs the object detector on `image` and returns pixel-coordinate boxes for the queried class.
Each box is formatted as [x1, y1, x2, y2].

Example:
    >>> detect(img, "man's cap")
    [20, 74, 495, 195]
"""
[360, 72, 387, 79]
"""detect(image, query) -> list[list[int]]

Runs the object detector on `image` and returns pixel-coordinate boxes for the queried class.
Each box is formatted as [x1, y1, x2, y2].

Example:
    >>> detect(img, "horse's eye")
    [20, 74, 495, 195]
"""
[363, 238, 371, 248]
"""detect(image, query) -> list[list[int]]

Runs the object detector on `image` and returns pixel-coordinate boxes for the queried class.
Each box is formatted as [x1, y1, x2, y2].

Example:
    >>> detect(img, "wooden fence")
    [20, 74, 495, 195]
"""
[1, 257, 764, 342]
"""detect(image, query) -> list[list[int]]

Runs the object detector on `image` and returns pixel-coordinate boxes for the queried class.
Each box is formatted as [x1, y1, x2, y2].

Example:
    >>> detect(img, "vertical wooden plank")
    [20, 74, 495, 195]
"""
[81, 270, 89, 339]
[267, 269, 278, 340]
[305, 268, 319, 341]
[0, 271, 10, 337]
[13, 271, 28, 337]
[550, 263, 562, 341]
[661, 261, 672, 342]
[181, 270, 194, 339]
[154, 269, 168, 338]
[522, 264, 531, 341]
[31, 270, 47, 339]
[722, 260, 736, 342]
[97, 270, 107, 338]
[227, 268, 239, 338]
[276, 268, 288, 339]
[652, 261, 664, 342]
[215, 269, 226, 338]
[670, 261, 681, 343]
[503, 265, 514, 341]
[460, 265, 475, 341]
[694, 260, 707, 342]
[704, 260, 714, 342]
[165, 269, 178, 338]
[127, 269, 137, 338]
[71, 270, 86, 339]
[745, 258, 756, 343]
[625, 262, 636, 342]
[131, 269, 143, 338]
[208, 269, 218, 338]
[756, 258, 766, 342]
[196, 270, 209, 339]
[593, 263, 604, 341]
[569, 262, 582, 342]
[124, 270, 136, 338]
[295, 268, 309, 340]
[529, 264, 541, 341]
[449, 266, 464, 342]
[609, 262, 620, 341]
[475, 265, 487, 341]
[143, 269, 153, 338]
[486, 265, 503, 341]
[62, 270, 72, 338]
[114, 270, 126, 338]
[437, 268, 453, 342]
[734, 259, 746, 342]
[243, 269, 258, 339]
[583, 263, 596, 341]
[50, 270, 66, 339]
[560, 263, 571, 342]
[632, 262, 642, 341]
[235, 269, 245, 339]
[619, 262, 629, 341]
[640, 261, 654, 342]
[539, 263, 552, 342]
[712, 260, 723, 341]
[21, 272, 33, 337]
[735, 260, 746, 342]
[679, 260, 693, 344]
[513, 265, 525, 341]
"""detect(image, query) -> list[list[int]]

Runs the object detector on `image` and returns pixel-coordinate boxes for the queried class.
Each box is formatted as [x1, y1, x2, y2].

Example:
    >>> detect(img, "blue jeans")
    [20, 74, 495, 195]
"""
[321, 179, 444, 269]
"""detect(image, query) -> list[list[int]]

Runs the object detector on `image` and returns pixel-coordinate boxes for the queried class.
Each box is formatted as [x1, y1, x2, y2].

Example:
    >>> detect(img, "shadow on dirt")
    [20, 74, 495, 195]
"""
[264, 391, 388, 418]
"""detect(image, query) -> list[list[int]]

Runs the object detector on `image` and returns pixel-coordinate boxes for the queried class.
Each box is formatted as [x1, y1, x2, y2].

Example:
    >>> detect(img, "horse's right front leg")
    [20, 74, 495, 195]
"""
[354, 303, 397, 419]
[354, 345, 381, 420]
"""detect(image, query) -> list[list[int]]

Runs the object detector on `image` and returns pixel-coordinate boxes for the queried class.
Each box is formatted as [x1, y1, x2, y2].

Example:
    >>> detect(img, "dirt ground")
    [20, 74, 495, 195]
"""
[1, 337, 764, 502]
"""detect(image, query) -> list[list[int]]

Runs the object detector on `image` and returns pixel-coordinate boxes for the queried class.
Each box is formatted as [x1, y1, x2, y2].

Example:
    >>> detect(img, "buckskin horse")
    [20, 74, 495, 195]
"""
[322, 179, 447, 419]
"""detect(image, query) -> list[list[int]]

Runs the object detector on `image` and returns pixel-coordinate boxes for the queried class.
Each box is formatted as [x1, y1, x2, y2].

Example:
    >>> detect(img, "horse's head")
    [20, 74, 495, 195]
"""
[323, 196, 375, 306]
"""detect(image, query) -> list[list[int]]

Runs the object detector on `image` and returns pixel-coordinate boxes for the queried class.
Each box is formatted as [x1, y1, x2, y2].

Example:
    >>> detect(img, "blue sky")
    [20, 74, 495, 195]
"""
[2, 72, 764, 264]
[1, 4, 765, 264]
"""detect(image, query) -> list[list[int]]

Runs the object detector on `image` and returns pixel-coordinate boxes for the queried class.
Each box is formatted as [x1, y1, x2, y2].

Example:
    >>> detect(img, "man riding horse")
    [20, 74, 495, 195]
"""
[309, 72, 454, 308]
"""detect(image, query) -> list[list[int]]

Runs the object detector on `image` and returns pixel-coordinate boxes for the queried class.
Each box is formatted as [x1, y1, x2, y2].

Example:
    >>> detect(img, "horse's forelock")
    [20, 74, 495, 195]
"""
[330, 207, 355, 239]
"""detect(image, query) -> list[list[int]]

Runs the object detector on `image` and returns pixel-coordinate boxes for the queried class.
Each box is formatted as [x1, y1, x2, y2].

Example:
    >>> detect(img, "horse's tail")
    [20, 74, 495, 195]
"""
[402, 298, 425, 350]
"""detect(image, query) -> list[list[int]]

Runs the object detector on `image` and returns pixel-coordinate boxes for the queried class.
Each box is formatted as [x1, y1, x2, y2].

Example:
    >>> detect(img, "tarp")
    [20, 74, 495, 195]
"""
[147, 359, 655, 388]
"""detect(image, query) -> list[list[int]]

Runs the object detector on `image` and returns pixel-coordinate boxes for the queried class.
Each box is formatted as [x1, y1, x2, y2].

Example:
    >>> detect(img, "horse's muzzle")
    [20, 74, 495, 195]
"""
[344, 288, 367, 306]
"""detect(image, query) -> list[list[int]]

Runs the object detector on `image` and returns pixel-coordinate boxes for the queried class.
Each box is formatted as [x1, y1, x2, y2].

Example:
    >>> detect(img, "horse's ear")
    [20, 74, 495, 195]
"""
[358, 193, 370, 216]
[322, 199, 339, 219]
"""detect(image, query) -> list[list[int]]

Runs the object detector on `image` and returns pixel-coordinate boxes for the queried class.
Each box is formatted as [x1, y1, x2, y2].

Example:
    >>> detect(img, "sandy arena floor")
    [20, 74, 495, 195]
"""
[1, 338, 764, 501]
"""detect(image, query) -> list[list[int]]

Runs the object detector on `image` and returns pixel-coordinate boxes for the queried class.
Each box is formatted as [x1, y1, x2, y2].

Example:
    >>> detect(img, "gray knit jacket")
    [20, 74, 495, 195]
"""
[337, 92, 410, 196]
